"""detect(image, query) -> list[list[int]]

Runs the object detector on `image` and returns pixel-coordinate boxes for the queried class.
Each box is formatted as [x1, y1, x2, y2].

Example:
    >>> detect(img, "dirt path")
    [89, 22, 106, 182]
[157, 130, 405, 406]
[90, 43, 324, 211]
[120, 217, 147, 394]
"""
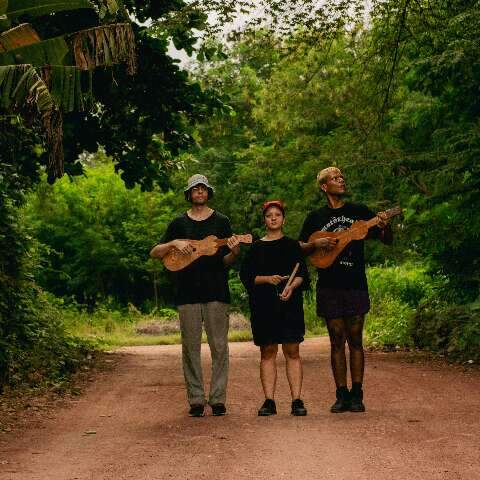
[0, 337, 479, 480]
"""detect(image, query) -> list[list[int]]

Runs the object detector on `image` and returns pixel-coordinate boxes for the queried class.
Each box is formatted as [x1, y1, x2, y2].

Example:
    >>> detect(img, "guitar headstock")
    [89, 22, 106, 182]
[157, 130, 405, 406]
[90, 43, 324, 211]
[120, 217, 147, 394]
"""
[237, 234, 253, 244]
[381, 206, 402, 219]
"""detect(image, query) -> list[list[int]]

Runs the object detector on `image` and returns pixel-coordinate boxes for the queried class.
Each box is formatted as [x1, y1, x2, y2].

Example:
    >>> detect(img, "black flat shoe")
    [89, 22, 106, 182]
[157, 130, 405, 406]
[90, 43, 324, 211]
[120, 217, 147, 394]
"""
[291, 398, 307, 416]
[258, 398, 277, 416]
[211, 403, 227, 416]
[188, 404, 205, 417]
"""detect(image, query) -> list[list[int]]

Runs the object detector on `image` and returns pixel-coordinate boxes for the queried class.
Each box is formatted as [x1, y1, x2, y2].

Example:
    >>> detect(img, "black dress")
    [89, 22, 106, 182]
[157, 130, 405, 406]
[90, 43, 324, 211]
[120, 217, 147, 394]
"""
[240, 236, 310, 346]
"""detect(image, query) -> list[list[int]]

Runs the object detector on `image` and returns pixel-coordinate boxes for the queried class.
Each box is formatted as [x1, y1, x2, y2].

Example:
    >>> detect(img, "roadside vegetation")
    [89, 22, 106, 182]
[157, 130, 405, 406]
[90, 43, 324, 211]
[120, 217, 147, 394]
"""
[1, 0, 479, 391]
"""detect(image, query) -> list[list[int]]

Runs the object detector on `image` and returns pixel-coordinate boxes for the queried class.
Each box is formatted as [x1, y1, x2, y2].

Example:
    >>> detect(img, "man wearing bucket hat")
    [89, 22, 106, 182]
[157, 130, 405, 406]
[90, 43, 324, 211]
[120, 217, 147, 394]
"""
[150, 174, 240, 417]
[299, 167, 392, 414]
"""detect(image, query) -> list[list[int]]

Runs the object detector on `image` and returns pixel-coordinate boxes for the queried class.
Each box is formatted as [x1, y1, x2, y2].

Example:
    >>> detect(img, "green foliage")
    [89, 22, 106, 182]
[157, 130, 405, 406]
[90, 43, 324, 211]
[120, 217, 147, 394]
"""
[413, 301, 480, 363]
[24, 158, 177, 307]
[366, 264, 444, 349]
[303, 288, 327, 336]
[5, 0, 93, 19]
[228, 270, 249, 312]
[364, 264, 480, 363]
[0, 36, 69, 65]
[2, 286, 96, 387]
[0, 133, 94, 388]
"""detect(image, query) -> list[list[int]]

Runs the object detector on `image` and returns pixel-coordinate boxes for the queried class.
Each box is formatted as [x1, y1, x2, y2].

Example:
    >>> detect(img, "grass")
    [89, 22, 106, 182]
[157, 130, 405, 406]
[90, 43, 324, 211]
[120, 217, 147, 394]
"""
[60, 305, 254, 348]
[62, 262, 436, 350]
[86, 331, 254, 348]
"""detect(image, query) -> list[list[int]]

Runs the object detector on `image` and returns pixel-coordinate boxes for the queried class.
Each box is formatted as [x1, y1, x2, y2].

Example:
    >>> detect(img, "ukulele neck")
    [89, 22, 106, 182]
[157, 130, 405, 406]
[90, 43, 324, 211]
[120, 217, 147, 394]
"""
[215, 238, 229, 247]
[365, 207, 400, 229]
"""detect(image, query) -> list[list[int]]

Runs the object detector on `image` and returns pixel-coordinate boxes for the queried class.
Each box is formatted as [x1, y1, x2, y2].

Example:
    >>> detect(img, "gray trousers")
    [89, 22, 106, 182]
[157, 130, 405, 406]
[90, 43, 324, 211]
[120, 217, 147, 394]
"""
[178, 301, 229, 406]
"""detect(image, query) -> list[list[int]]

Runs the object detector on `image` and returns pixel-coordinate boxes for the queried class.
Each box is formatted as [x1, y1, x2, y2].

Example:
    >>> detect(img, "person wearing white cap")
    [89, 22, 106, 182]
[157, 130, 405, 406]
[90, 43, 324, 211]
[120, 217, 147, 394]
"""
[150, 174, 240, 417]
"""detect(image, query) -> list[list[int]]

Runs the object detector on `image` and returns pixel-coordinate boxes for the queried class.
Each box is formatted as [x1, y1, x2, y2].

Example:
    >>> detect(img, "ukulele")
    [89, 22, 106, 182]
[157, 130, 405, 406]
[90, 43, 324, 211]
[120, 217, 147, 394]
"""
[308, 206, 402, 269]
[163, 234, 253, 271]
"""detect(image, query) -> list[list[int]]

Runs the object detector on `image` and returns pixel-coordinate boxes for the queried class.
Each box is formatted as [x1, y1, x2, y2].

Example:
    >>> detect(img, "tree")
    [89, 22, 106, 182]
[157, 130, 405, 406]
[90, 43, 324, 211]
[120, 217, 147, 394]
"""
[0, 0, 137, 179]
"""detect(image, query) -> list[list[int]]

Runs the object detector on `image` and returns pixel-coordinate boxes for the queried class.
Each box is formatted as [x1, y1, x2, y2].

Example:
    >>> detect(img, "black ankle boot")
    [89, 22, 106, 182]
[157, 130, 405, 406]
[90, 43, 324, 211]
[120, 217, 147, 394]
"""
[349, 383, 365, 412]
[330, 386, 350, 413]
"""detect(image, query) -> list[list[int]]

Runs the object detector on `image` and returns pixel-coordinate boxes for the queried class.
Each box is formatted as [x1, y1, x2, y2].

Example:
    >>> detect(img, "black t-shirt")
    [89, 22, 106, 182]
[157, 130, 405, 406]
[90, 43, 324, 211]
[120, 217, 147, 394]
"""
[299, 203, 380, 290]
[161, 211, 232, 305]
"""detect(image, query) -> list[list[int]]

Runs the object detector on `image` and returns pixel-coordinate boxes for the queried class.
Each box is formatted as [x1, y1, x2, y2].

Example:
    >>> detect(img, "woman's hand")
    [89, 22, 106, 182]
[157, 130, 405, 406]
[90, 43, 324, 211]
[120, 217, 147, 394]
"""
[268, 275, 289, 285]
[279, 285, 293, 301]
[253, 274, 289, 286]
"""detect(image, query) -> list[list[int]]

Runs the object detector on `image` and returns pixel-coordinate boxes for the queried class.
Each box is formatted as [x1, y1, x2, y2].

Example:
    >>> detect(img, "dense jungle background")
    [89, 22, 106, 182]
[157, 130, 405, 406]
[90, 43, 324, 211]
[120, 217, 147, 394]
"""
[1, 0, 479, 391]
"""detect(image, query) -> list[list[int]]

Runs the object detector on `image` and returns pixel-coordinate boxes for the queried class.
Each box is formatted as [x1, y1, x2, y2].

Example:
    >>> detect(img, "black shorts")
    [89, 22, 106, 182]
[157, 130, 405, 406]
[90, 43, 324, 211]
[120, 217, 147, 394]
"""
[316, 287, 370, 320]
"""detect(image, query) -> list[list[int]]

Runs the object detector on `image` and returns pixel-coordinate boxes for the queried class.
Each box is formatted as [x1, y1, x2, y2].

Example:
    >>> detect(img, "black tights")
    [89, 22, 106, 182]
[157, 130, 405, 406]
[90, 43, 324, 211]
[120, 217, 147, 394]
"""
[326, 316, 365, 388]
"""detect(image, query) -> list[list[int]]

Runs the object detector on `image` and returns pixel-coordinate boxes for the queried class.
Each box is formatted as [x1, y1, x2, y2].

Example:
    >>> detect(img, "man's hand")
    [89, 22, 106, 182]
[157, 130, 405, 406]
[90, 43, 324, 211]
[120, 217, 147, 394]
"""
[377, 212, 389, 229]
[173, 240, 194, 255]
[227, 235, 241, 256]
[313, 237, 337, 250]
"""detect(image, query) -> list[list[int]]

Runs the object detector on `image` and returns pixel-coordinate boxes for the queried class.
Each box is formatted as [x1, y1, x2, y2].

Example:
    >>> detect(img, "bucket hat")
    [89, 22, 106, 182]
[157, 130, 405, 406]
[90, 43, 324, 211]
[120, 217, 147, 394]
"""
[184, 174, 214, 200]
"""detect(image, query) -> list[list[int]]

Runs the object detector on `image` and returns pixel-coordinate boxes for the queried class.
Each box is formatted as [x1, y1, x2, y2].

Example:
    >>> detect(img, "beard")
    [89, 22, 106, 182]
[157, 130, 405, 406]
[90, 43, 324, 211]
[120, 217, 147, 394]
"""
[191, 196, 208, 206]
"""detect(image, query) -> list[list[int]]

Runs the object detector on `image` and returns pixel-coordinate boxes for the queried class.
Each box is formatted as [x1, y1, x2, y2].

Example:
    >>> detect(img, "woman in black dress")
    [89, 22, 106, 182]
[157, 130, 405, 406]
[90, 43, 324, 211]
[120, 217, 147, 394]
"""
[240, 200, 309, 416]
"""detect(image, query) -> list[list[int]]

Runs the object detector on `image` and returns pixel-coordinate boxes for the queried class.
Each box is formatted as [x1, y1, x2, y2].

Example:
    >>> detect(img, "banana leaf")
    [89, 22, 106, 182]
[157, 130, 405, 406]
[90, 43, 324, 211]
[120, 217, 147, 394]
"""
[70, 22, 136, 74]
[0, 0, 7, 16]
[0, 23, 40, 52]
[41, 65, 91, 112]
[0, 36, 68, 66]
[5, 0, 93, 19]
[0, 64, 53, 116]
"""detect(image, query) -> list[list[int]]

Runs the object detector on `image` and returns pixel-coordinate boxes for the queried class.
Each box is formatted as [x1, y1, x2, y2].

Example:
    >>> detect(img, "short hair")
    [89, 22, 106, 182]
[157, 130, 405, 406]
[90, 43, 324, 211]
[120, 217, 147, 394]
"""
[317, 167, 342, 186]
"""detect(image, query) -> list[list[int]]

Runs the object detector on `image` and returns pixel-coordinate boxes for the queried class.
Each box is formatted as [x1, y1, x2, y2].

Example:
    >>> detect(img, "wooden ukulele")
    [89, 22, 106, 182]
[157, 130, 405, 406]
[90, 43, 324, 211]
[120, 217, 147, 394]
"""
[163, 234, 253, 272]
[308, 206, 402, 269]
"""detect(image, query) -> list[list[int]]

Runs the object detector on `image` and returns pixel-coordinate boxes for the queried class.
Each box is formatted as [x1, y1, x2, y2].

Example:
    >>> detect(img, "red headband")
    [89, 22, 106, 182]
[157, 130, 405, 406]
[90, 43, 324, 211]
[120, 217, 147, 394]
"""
[262, 200, 285, 214]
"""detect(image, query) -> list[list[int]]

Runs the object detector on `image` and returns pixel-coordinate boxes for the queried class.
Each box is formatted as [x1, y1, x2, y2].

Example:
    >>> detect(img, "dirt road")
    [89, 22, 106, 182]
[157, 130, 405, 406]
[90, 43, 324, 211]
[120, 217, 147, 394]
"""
[0, 337, 479, 480]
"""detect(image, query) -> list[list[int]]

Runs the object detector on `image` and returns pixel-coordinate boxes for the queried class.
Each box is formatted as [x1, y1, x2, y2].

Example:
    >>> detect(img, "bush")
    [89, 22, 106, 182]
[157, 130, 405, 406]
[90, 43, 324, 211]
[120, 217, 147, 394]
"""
[366, 296, 414, 347]
[413, 301, 480, 363]
[2, 286, 96, 388]
[365, 263, 441, 348]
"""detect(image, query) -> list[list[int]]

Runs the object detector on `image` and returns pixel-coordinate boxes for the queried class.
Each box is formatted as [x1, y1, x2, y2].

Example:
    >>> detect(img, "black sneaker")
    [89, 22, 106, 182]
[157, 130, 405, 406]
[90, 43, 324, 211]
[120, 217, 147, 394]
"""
[291, 398, 307, 416]
[258, 398, 277, 416]
[330, 387, 350, 413]
[211, 403, 226, 416]
[188, 404, 205, 417]
[349, 389, 366, 412]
